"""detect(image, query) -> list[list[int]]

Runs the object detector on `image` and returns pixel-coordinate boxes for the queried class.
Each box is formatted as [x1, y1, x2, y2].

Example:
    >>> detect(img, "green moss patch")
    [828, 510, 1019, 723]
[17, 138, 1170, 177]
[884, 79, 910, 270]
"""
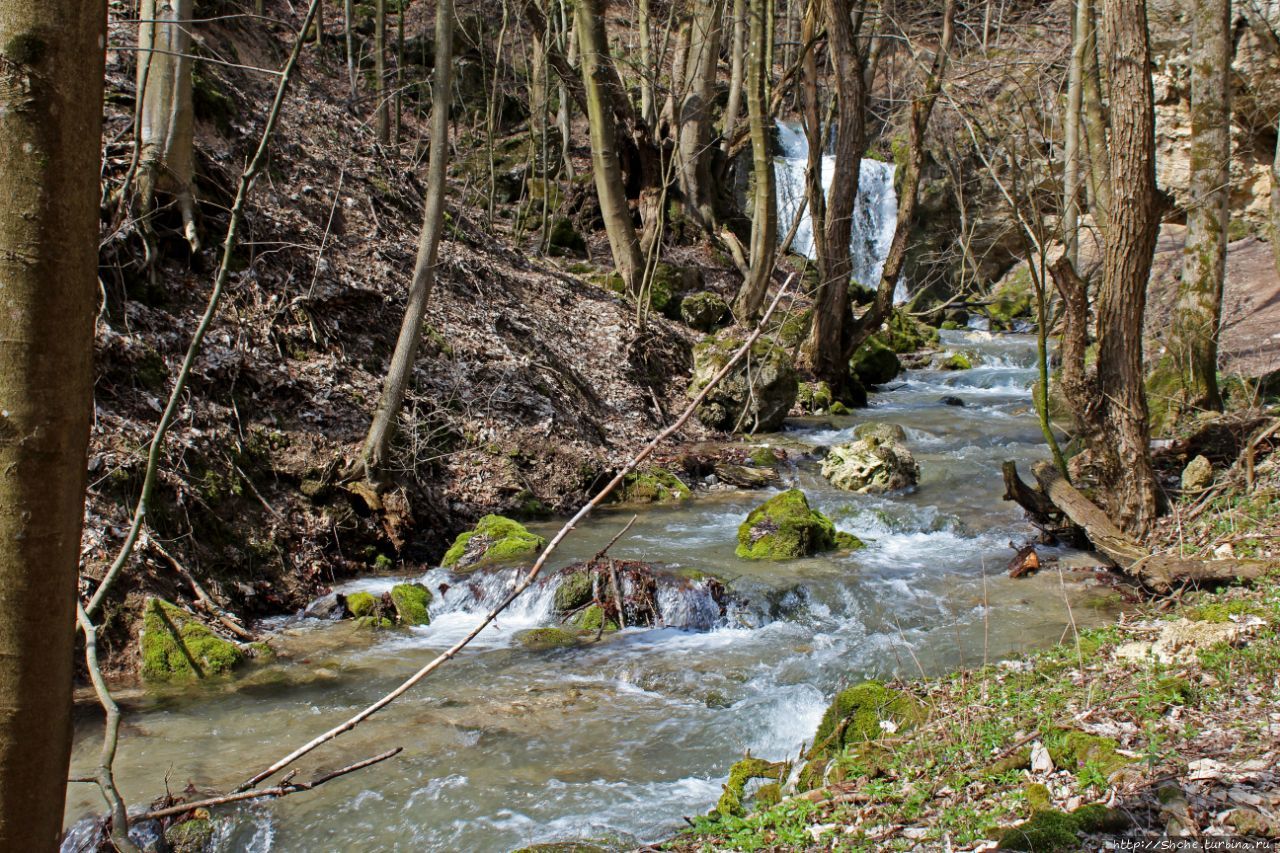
[442, 514, 546, 570]
[808, 681, 924, 763]
[735, 489, 852, 560]
[850, 336, 902, 386]
[140, 598, 246, 683]
[389, 583, 431, 626]
[997, 804, 1128, 851]
[715, 756, 787, 818]
[613, 468, 691, 504]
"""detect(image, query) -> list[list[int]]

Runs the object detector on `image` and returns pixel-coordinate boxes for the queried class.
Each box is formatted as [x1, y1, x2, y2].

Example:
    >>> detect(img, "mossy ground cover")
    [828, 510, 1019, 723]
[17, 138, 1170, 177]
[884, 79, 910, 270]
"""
[671, 465, 1280, 851]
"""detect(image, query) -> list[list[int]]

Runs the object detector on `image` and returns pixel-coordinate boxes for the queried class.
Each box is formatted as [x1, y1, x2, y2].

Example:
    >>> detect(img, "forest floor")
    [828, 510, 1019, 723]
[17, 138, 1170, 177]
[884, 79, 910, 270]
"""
[664, 426, 1280, 852]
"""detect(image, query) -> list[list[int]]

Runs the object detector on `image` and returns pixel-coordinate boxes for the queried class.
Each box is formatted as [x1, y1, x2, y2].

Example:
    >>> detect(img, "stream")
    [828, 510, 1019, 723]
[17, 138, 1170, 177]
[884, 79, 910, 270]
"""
[63, 331, 1122, 852]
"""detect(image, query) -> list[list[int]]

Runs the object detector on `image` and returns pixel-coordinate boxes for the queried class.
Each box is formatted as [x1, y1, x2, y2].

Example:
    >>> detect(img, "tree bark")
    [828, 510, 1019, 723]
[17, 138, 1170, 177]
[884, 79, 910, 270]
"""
[1271, 115, 1279, 279]
[0, 1, 105, 846]
[344, 0, 357, 97]
[802, 0, 868, 392]
[576, 0, 645, 295]
[1080, 0, 1111, 234]
[677, 0, 726, 226]
[137, 0, 199, 251]
[638, 0, 656, 128]
[359, 0, 454, 480]
[799, 0, 825, 270]
[733, 0, 777, 318]
[374, 0, 388, 144]
[721, 0, 747, 150]
[1062, 0, 1087, 267]
[1166, 0, 1230, 418]
[1064, 0, 1161, 536]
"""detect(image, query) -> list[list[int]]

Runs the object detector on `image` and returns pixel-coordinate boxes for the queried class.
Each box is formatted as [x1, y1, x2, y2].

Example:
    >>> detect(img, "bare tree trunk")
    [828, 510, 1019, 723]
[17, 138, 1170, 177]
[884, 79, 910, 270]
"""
[721, 0, 746, 150]
[664, 12, 691, 130]
[1062, 0, 1087, 267]
[1271, 117, 1280, 278]
[803, 0, 868, 392]
[0, 1, 105, 846]
[374, 0, 389, 144]
[577, 0, 645, 295]
[734, 0, 778, 318]
[1080, 0, 1111, 234]
[1165, 0, 1230, 418]
[344, 0, 357, 97]
[1058, 0, 1161, 536]
[137, 0, 199, 252]
[639, 0, 656, 127]
[800, 0, 825, 269]
[359, 0, 454, 480]
[678, 0, 726, 226]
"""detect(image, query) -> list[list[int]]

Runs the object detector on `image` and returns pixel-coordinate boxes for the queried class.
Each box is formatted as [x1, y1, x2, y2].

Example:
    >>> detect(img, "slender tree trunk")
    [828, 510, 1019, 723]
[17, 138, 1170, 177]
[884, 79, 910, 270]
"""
[0, 1, 105, 846]
[800, 0, 825, 268]
[1080, 0, 1111, 234]
[1062, 0, 1087, 267]
[678, 0, 726, 226]
[1271, 117, 1280, 279]
[374, 0, 388, 144]
[721, 0, 746, 150]
[344, 0, 357, 97]
[577, 0, 645, 295]
[664, 12, 691, 130]
[393, 0, 404, 143]
[803, 0, 867, 392]
[638, 0, 656, 127]
[1089, 0, 1162, 534]
[1166, 0, 1230, 417]
[137, 0, 199, 252]
[359, 0, 454, 480]
[734, 0, 777, 318]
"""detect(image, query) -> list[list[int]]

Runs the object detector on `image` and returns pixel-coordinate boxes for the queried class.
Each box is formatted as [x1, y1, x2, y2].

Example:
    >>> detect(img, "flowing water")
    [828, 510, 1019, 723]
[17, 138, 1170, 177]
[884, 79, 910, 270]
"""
[64, 331, 1122, 852]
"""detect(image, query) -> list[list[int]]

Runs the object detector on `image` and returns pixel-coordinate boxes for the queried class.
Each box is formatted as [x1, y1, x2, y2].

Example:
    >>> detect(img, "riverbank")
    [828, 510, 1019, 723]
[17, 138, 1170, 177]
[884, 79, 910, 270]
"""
[668, 445, 1280, 852]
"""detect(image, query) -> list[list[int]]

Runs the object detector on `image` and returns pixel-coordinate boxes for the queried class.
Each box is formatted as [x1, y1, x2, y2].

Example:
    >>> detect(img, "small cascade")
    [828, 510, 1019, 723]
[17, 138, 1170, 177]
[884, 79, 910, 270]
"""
[774, 120, 900, 293]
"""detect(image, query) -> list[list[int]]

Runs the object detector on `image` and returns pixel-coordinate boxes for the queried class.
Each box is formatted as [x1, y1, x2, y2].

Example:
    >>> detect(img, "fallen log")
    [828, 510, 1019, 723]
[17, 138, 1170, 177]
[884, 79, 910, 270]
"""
[1028, 461, 1275, 592]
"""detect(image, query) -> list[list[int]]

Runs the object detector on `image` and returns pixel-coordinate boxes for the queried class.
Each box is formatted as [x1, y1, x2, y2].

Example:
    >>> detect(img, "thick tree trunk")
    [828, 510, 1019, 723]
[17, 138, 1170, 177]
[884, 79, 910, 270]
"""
[734, 0, 777, 319]
[721, 0, 747, 150]
[802, 0, 867, 391]
[359, 0, 454, 480]
[137, 0, 199, 251]
[576, 0, 645, 295]
[0, 1, 105, 846]
[1166, 0, 1230, 417]
[1070, 0, 1161, 535]
[677, 0, 726, 226]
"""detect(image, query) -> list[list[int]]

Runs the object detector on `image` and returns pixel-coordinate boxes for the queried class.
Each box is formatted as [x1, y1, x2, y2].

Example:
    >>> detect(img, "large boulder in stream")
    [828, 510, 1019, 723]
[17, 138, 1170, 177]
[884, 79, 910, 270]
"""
[690, 329, 798, 433]
[850, 336, 902, 386]
[442, 514, 546, 571]
[736, 489, 862, 560]
[821, 430, 920, 494]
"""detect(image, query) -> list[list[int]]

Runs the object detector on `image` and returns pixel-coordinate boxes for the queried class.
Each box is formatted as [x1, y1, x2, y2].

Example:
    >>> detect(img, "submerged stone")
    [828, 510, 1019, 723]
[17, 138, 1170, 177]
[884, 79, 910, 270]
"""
[389, 583, 431, 625]
[442, 514, 546, 570]
[690, 329, 798, 433]
[735, 488, 853, 560]
[140, 598, 246, 683]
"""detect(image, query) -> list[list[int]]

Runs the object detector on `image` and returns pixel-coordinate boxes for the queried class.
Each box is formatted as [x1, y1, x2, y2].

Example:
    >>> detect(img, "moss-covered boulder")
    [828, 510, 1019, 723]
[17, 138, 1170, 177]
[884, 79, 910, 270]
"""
[140, 598, 246, 683]
[997, 804, 1128, 851]
[567, 603, 618, 633]
[989, 269, 1035, 330]
[714, 755, 787, 818]
[850, 336, 902, 386]
[680, 291, 729, 332]
[167, 815, 215, 853]
[516, 627, 583, 651]
[735, 489, 857, 560]
[1046, 729, 1132, 778]
[442, 515, 546, 570]
[941, 352, 974, 370]
[821, 434, 920, 494]
[796, 381, 834, 414]
[807, 681, 925, 762]
[853, 421, 907, 443]
[613, 468, 691, 504]
[882, 310, 940, 353]
[548, 217, 586, 256]
[554, 569, 594, 613]
[648, 262, 697, 320]
[690, 329, 799, 433]
[345, 591, 378, 618]
[389, 583, 431, 626]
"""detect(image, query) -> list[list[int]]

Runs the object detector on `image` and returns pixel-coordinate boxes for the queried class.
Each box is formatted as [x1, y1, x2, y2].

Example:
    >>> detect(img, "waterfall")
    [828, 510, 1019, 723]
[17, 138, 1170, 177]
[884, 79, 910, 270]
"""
[774, 120, 903, 299]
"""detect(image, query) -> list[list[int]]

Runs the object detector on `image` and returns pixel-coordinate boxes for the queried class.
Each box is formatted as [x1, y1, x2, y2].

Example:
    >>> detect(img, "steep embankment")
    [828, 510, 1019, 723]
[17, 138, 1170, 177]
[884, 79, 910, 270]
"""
[88, 3, 717, 672]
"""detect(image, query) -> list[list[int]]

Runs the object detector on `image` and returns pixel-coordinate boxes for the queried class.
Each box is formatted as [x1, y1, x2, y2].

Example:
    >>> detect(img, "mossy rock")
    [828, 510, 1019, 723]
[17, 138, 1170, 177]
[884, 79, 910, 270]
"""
[548, 217, 586, 256]
[442, 515, 546, 570]
[554, 569, 594, 613]
[796, 381, 835, 414]
[735, 489, 851, 560]
[772, 307, 812, 349]
[567, 603, 618, 633]
[354, 615, 395, 630]
[167, 816, 215, 853]
[690, 329, 799, 433]
[1046, 729, 1132, 778]
[516, 627, 582, 651]
[346, 591, 378, 618]
[680, 291, 729, 332]
[989, 269, 1035, 327]
[853, 421, 907, 443]
[714, 756, 786, 818]
[808, 681, 924, 763]
[389, 583, 431, 626]
[834, 530, 866, 551]
[647, 262, 695, 320]
[850, 336, 902, 386]
[941, 352, 974, 370]
[821, 436, 919, 494]
[140, 598, 246, 683]
[881, 309, 940, 353]
[748, 446, 780, 467]
[1024, 782, 1052, 814]
[997, 804, 1128, 851]
[613, 468, 691, 504]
